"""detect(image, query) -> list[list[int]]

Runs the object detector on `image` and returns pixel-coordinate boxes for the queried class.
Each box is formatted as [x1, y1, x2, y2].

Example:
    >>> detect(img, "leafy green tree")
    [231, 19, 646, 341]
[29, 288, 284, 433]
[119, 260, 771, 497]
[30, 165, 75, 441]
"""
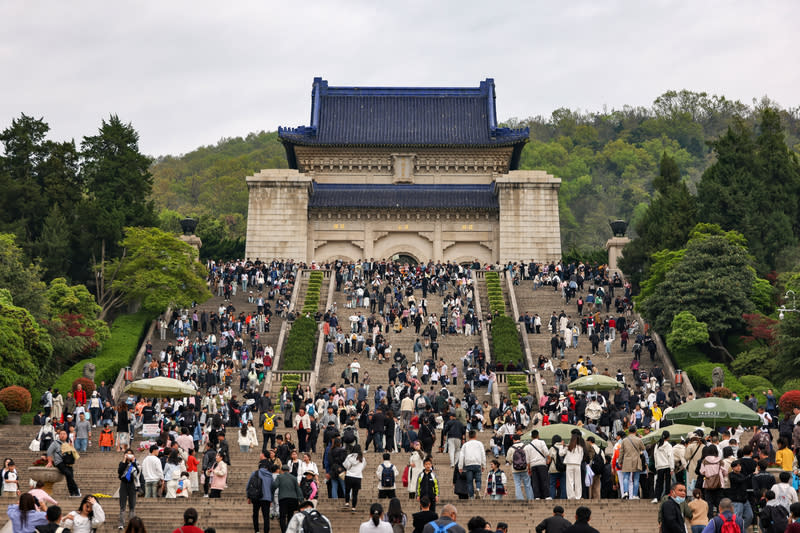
[0, 289, 53, 389]
[638, 231, 755, 359]
[44, 278, 110, 366]
[0, 115, 82, 264]
[620, 153, 697, 286]
[111, 227, 211, 313]
[74, 115, 156, 281]
[697, 108, 800, 272]
[0, 233, 48, 320]
[666, 311, 709, 353]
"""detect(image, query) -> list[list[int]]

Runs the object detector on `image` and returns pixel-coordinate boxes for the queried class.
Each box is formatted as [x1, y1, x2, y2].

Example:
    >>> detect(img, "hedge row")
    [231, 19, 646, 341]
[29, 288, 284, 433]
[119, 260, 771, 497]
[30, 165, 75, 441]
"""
[484, 272, 505, 315]
[301, 271, 325, 315]
[281, 373, 301, 390]
[674, 347, 780, 405]
[282, 316, 318, 370]
[506, 374, 529, 397]
[491, 315, 524, 366]
[20, 310, 154, 424]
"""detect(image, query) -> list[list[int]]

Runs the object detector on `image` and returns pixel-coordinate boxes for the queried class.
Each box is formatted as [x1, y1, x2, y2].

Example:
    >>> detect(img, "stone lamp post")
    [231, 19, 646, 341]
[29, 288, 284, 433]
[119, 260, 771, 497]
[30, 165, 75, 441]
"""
[179, 218, 202, 256]
[605, 219, 630, 276]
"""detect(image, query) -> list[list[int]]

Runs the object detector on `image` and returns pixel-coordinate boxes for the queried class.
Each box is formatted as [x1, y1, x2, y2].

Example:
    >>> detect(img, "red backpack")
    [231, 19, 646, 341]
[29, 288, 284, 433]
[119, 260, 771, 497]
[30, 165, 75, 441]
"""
[718, 513, 740, 533]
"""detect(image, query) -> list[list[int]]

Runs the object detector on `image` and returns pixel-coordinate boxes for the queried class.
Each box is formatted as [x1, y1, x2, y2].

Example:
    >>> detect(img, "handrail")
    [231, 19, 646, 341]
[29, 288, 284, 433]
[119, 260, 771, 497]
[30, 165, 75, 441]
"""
[263, 270, 305, 392]
[504, 271, 544, 402]
[308, 270, 335, 393]
[112, 310, 163, 403]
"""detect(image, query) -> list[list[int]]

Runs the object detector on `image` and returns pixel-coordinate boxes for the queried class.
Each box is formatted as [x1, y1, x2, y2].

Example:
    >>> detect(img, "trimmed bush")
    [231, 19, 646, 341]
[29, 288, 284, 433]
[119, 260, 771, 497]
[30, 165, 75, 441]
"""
[283, 316, 318, 370]
[0, 386, 32, 412]
[50, 310, 153, 405]
[684, 363, 749, 398]
[491, 316, 524, 366]
[72, 377, 96, 396]
[779, 390, 800, 414]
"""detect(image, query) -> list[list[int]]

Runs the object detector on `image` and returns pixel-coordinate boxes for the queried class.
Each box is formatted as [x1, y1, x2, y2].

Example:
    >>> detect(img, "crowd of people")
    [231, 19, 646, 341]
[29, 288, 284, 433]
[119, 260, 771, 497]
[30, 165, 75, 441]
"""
[8, 257, 800, 533]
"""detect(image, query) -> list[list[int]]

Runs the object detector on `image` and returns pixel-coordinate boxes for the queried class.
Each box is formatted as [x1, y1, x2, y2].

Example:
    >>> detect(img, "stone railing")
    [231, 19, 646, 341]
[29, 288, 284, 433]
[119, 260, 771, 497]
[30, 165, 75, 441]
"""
[308, 270, 336, 394]
[643, 316, 696, 399]
[504, 270, 544, 400]
[271, 370, 313, 385]
[495, 371, 536, 384]
[112, 310, 163, 403]
[263, 272, 305, 392]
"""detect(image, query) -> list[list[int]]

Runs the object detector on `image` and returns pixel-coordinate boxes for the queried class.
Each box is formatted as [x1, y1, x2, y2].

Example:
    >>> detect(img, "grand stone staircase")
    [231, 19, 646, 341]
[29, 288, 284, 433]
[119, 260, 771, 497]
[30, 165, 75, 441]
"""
[513, 280, 655, 394]
[0, 271, 663, 533]
[0, 421, 659, 533]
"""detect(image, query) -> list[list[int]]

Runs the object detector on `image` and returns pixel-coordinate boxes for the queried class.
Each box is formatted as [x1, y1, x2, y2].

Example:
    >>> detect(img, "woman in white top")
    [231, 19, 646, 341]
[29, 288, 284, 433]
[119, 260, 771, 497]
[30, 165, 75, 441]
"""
[559, 432, 586, 500]
[297, 452, 319, 482]
[407, 441, 425, 500]
[359, 503, 392, 533]
[342, 445, 366, 512]
[62, 495, 105, 533]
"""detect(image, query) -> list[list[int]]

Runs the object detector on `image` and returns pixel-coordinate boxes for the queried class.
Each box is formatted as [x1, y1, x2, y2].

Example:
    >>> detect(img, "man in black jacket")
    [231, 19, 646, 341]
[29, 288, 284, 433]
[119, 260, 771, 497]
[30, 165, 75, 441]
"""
[412, 496, 438, 533]
[563, 506, 599, 533]
[659, 483, 688, 533]
[370, 409, 386, 452]
[535, 505, 572, 533]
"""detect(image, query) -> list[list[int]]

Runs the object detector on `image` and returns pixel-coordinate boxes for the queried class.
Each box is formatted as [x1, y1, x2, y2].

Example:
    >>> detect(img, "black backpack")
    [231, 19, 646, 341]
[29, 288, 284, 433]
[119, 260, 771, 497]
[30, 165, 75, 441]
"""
[590, 451, 605, 475]
[301, 509, 331, 533]
[343, 427, 356, 444]
[246, 471, 261, 501]
[554, 449, 566, 473]
[380, 464, 395, 487]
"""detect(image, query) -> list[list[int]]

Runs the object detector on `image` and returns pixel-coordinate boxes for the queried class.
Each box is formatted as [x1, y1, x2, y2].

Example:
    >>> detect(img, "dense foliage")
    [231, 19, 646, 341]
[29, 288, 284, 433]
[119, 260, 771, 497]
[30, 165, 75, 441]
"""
[111, 227, 211, 313]
[283, 272, 325, 370]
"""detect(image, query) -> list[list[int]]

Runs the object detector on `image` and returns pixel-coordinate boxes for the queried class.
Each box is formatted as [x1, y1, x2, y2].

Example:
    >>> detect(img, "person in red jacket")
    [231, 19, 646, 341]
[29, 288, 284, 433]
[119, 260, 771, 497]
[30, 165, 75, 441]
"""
[74, 384, 87, 407]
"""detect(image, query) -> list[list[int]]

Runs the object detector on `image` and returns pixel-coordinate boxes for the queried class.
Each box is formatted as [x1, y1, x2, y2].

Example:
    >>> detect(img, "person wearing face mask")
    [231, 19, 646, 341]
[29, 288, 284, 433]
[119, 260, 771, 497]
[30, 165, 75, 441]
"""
[118, 450, 140, 529]
[659, 482, 688, 533]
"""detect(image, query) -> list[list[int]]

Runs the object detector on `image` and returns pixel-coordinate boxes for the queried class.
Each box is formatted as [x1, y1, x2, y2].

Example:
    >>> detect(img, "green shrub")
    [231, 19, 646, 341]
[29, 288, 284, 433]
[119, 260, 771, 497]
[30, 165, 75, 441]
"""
[684, 363, 749, 398]
[731, 346, 776, 379]
[0, 401, 7, 423]
[50, 310, 154, 405]
[492, 315, 524, 366]
[781, 378, 800, 392]
[283, 316, 318, 370]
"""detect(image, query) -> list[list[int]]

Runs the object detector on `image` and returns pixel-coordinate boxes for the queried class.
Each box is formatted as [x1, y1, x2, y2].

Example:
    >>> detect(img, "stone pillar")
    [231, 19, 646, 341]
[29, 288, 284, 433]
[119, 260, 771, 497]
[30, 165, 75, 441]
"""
[495, 170, 562, 263]
[245, 169, 312, 262]
[605, 236, 630, 276]
[179, 218, 202, 258]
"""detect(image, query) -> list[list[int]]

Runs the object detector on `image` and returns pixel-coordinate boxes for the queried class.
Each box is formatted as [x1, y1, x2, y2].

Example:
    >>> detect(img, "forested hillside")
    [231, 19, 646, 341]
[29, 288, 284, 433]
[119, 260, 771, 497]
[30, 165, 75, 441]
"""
[149, 90, 800, 256]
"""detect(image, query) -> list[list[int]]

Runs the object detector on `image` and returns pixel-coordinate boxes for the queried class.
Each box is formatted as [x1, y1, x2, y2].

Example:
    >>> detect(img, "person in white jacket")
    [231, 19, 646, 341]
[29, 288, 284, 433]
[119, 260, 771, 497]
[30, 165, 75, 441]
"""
[652, 431, 674, 503]
[61, 495, 105, 533]
[559, 431, 586, 500]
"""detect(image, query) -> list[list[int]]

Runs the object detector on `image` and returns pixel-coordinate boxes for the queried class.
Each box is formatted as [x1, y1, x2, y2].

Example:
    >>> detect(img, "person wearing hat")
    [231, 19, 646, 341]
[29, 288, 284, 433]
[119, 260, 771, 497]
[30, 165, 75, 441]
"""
[273, 462, 303, 533]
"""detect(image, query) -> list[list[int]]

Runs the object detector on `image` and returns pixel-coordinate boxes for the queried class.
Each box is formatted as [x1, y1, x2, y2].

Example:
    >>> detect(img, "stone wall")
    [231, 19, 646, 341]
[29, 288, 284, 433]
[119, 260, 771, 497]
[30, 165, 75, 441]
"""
[245, 169, 311, 262]
[495, 170, 562, 263]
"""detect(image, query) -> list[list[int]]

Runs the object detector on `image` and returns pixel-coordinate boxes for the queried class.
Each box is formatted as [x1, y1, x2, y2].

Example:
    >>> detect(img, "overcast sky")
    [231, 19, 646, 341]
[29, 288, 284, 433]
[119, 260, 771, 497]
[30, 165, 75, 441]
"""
[1, 1, 797, 157]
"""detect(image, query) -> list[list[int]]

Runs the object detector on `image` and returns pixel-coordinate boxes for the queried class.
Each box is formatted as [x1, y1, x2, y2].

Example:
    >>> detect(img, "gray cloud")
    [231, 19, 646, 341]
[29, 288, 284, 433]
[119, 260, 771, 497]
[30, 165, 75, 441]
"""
[1, 0, 797, 156]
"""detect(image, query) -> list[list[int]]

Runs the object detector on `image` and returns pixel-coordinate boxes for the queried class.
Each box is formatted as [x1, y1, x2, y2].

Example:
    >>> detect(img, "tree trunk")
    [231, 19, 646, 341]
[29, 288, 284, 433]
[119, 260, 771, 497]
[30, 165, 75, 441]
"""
[707, 332, 734, 363]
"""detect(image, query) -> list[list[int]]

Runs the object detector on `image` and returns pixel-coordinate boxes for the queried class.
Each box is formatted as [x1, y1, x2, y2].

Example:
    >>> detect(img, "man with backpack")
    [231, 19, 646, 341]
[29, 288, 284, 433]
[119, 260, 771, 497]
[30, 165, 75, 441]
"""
[505, 433, 534, 500]
[262, 409, 280, 453]
[285, 500, 331, 533]
[421, 504, 466, 533]
[702, 498, 743, 533]
[247, 457, 274, 533]
[376, 452, 400, 499]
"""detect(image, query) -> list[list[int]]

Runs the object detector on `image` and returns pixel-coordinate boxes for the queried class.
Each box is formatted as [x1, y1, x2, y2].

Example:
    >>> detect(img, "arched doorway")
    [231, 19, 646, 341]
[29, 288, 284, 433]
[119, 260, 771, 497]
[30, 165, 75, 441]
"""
[391, 253, 419, 266]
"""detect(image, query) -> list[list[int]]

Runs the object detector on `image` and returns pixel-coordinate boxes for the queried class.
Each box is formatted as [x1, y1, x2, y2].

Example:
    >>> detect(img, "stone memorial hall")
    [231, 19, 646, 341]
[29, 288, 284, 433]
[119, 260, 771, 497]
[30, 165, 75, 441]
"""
[245, 77, 562, 264]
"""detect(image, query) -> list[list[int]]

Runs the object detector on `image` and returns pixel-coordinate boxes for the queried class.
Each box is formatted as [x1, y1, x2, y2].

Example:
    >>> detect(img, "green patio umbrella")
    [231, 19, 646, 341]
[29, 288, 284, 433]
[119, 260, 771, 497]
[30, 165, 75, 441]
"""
[639, 424, 701, 445]
[521, 424, 608, 449]
[568, 374, 623, 391]
[662, 397, 761, 427]
[124, 376, 196, 398]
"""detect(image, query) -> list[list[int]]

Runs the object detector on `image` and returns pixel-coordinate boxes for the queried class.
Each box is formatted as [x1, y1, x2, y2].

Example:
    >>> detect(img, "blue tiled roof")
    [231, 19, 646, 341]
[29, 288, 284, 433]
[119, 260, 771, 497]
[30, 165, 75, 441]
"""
[279, 78, 529, 169]
[308, 183, 498, 210]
